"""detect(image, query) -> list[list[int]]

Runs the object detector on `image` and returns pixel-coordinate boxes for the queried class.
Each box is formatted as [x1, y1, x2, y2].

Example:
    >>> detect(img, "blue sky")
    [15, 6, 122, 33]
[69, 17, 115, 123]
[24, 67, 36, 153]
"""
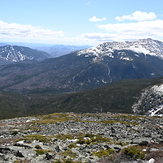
[0, 0, 163, 45]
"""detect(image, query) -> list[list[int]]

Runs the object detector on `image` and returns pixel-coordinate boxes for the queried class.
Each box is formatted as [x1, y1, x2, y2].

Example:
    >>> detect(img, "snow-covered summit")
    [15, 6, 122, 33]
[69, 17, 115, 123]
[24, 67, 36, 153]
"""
[0, 45, 33, 62]
[0, 45, 50, 64]
[78, 38, 163, 59]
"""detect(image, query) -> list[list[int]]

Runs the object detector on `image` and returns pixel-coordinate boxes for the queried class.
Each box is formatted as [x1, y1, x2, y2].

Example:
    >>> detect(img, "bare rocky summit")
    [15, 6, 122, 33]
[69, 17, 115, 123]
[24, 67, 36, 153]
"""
[78, 38, 163, 59]
[0, 113, 163, 163]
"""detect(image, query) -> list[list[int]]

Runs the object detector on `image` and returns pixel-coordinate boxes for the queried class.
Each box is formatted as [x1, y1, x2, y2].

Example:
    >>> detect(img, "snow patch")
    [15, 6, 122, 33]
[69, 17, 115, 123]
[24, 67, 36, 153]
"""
[0, 45, 34, 62]
[149, 105, 163, 117]
[120, 56, 133, 61]
[102, 79, 107, 83]
[151, 84, 163, 95]
[127, 45, 154, 55]
[68, 139, 78, 142]
[133, 84, 163, 116]
[145, 158, 155, 163]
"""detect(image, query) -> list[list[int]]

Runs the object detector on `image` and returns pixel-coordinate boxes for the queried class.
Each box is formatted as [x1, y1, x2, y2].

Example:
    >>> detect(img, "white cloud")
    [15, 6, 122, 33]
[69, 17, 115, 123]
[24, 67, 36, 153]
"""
[0, 20, 64, 42]
[95, 19, 163, 41]
[0, 20, 98, 45]
[0, 16, 163, 46]
[89, 16, 106, 22]
[76, 19, 163, 44]
[63, 18, 163, 45]
[84, 11, 161, 44]
[116, 11, 157, 21]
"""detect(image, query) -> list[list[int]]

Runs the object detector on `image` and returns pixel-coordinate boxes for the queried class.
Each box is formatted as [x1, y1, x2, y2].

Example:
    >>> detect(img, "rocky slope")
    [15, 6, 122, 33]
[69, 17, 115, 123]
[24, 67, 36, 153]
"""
[0, 113, 162, 163]
[133, 83, 163, 116]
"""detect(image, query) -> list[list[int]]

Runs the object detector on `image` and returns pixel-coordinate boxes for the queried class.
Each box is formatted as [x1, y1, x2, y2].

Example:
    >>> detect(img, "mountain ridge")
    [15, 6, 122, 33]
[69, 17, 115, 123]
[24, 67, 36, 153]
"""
[37, 44, 92, 58]
[1, 38, 163, 93]
[33, 77, 163, 117]
[78, 38, 163, 59]
[0, 77, 163, 120]
[0, 38, 163, 118]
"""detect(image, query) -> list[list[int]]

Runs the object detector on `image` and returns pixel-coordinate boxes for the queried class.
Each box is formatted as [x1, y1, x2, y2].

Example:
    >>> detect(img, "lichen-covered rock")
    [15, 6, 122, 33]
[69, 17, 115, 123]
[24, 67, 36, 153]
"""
[0, 113, 162, 162]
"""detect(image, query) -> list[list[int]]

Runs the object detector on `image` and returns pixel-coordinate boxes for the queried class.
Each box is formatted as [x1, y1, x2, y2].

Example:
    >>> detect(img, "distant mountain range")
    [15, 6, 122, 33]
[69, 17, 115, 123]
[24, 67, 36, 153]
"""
[0, 38, 163, 119]
[0, 42, 91, 53]
[37, 45, 92, 57]
[1, 38, 163, 93]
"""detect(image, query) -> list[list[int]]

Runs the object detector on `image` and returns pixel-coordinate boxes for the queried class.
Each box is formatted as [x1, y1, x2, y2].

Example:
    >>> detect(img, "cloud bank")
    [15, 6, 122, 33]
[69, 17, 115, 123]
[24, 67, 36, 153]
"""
[0, 20, 64, 42]
[81, 19, 163, 43]
[115, 11, 157, 21]
[97, 19, 163, 40]
[82, 11, 163, 43]
[0, 10, 162, 45]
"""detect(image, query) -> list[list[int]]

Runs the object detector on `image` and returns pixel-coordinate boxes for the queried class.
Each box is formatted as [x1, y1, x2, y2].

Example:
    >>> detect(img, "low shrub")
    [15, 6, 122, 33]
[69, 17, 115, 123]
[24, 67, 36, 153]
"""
[35, 149, 51, 156]
[93, 149, 116, 158]
[67, 143, 78, 149]
[121, 145, 145, 160]
[59, 150, 77, 158]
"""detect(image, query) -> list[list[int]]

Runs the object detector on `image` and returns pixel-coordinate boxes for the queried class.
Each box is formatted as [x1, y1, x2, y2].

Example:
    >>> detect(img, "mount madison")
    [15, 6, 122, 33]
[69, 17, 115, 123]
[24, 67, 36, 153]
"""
[0, 38, 163, 118]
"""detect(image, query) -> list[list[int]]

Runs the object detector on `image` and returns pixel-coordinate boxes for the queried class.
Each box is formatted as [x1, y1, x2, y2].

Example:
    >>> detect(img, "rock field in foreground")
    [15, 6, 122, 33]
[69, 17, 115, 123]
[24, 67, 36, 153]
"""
[0, 113, 163, 163]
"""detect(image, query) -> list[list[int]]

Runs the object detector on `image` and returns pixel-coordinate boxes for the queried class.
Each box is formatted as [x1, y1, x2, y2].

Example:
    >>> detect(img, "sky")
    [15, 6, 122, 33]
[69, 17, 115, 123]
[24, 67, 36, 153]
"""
[0, 0, 163, 46]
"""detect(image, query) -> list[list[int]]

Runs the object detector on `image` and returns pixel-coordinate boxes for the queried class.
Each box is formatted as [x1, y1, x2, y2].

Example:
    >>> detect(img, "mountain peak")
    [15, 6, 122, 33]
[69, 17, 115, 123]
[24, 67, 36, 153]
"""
[0, 45, 50, 65]
[78, 38, 163, 59]
[0, 45, 33, 62]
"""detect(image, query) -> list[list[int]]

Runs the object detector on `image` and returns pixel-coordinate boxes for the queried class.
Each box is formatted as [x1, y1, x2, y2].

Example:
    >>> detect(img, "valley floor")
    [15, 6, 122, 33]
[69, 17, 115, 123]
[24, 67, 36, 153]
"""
[0, 113, 163, 163]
